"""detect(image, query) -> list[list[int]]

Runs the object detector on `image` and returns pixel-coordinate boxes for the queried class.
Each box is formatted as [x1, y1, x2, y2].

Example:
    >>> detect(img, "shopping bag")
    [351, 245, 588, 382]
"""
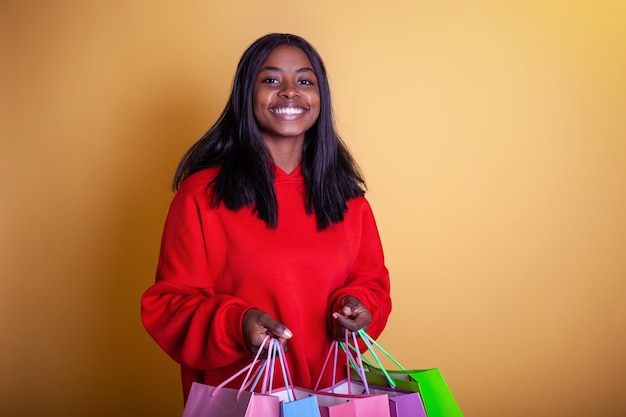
[274, 331, 389, 417]
[326, 379, 427, 417]
[319, 331, 426, 417]
[182, 381, 279, 417]
[352, 329, 463, 417]
[182, 336, 280, 417]
[268, 338, 321, 417]
[273, 386, 390, 417]
[281, 395, 321, 417]
[355, 368, 461, 417]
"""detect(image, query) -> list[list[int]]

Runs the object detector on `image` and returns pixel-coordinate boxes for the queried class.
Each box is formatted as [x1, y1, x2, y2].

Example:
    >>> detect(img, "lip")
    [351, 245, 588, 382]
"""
[270, 107, 307, 115]
[268, 101, 309, 117]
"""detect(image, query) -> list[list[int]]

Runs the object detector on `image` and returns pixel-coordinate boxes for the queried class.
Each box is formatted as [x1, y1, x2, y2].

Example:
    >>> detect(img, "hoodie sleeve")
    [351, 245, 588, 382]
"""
[327, 198, 392, 340]
[141, 178, 251, 371]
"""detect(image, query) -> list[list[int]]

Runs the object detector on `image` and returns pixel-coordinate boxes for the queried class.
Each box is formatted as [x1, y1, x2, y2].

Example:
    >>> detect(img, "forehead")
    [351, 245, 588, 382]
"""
[259, 45, 313, 69]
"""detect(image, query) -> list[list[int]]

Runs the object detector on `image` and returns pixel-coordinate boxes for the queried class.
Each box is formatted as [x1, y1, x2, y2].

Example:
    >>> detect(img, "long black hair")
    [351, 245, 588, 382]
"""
[173, 33, 365, 230]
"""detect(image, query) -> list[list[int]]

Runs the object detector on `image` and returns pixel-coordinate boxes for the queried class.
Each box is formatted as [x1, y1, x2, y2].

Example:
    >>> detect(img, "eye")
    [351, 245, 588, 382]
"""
[298, 79, 314, 86]
[262, 78, 280, 84]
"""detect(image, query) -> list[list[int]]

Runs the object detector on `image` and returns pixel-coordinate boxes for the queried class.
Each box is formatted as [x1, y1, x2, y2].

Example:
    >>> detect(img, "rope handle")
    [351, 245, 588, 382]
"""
[208, 335, 269, 399]
[343, 329, 403, 388]
[343, 329, 370, 394]
[246, 338, 296, 402]
[314, 330, 372, 394]
[237, 335, 272, 400]
[357, 329, 405, 370]
[314, 340, 338, 391]
[275, 339, 296, 401]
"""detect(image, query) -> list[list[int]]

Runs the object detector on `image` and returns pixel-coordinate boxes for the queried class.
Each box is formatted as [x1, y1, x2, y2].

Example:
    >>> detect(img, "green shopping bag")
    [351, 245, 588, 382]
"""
[350, 330, 463, 417]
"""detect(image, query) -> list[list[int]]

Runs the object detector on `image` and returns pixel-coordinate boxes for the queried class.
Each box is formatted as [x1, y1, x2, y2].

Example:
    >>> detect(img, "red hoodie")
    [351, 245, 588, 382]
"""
[141, 165, 391, 401]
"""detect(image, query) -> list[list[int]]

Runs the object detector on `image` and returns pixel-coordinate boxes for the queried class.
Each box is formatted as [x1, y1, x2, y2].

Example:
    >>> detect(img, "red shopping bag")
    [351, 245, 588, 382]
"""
[182, 336, 280, 417]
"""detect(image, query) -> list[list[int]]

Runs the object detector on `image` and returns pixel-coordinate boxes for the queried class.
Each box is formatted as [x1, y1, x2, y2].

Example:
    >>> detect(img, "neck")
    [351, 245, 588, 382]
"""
[263, 136, 303, 174]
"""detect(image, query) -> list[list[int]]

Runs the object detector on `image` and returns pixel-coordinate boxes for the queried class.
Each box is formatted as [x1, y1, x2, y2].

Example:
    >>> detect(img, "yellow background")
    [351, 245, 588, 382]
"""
[1, 1, 625, 416]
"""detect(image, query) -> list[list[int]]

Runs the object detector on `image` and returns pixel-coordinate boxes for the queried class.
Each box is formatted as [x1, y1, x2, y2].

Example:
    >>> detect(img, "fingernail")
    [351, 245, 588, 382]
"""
[284, 329, 293, 338]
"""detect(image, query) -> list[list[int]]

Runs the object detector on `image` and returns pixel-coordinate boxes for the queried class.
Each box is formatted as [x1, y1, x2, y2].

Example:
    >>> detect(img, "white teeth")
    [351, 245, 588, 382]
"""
[273, 107, 304, 115]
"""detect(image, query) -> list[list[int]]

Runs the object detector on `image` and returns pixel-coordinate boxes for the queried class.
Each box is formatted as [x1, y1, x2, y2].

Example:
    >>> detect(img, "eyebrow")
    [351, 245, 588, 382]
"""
[259, 65, 315, 74]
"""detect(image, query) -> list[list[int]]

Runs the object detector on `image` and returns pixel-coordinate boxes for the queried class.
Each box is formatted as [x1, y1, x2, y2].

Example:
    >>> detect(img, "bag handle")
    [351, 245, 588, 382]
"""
[313, 338, 340, 391]
[237, 335, 273, 400]
[262, 337, 276, 394]
[275, 338, 296, 401]
[313, 330, 371, 394]
[247, 338, 296, 402]
[247, 359, 268, 392]
[357, 329, 406, 370]
[341, 329, 371, 395]
[209, 335, 270, 399]
[343, 329, 400, 388]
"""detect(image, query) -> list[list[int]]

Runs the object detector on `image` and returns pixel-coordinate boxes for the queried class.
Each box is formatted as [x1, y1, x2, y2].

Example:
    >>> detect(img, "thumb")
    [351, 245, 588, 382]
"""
[261, 315, 293, 339]
[340, 296, 361, 314]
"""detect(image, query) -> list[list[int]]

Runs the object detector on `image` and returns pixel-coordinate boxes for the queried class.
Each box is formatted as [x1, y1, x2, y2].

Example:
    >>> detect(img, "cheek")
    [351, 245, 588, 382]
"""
[252, 93, 267, 121]
[253, 88, 270, 107]
[310, 104, 321, 120]
[310, 95, 321, 120]
[252, 104, 261, 124]
[252, 92, 262, 109]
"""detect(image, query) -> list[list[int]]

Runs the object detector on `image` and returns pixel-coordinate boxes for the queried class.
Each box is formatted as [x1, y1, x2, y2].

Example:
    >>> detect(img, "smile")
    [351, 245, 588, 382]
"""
[270, 107, 306, 115]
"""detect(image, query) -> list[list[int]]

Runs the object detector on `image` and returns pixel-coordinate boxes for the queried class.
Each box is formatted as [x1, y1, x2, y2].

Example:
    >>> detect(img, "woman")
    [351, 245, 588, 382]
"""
[141, 33, 391, 402]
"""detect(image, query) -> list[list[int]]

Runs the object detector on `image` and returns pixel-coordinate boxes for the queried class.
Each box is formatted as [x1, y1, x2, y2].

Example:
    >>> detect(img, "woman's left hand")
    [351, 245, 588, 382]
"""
[330, 295, 372, 340]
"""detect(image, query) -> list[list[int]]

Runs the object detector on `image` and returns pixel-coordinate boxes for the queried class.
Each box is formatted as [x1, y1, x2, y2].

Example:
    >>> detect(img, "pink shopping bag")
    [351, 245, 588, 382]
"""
[320, 331, 426, 417]
[272, 386, 390, 417]
[324, 379, 427, 417]
[182, 381, 279, 417]
[182, 336, 280, 417]
[271, 330, 389, 417]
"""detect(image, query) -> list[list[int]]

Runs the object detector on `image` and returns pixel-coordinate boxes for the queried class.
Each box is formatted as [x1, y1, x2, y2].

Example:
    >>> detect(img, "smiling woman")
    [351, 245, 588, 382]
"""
[253, 45, 321, 169]
[140, 33, 392, 403]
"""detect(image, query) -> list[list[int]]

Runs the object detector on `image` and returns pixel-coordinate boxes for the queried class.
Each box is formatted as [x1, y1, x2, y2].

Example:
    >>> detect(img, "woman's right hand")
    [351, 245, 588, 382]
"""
[242, 308, 292, 357]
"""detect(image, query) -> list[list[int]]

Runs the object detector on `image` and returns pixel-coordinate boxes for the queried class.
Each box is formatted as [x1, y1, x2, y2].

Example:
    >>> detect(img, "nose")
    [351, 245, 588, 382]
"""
[279, 83, 299, 99]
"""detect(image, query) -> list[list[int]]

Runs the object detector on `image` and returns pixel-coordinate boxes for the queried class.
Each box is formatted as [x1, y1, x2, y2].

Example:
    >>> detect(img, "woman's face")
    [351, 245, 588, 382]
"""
[253, 45, 321, 145]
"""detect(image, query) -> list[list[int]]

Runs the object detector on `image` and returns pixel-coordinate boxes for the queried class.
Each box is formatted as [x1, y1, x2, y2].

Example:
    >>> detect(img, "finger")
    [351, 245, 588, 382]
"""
[272, 337, 290, 354]
[340, 295, 359, 308]
[340, 296, 364, 315]
[259, 314, 293, 339]
[335, 305, 364, 320]
[342, 305, 354, 316]
[333, 314, 360, 332]
[248, 337, 267, 358]
[258, 337, 290, 358]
